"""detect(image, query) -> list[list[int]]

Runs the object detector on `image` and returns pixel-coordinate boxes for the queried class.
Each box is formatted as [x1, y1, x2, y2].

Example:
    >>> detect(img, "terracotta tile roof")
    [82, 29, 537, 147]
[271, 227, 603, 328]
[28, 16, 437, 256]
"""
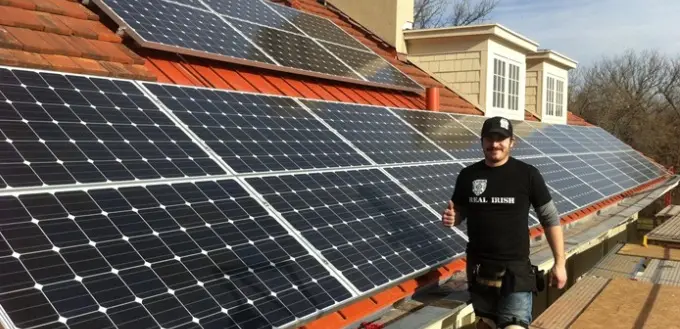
[0, 0, 155, 80]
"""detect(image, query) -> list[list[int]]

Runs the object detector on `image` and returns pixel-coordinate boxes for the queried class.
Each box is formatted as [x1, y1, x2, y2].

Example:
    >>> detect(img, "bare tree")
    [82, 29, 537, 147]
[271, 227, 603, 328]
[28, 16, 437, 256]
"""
[413, 0, 500, 29]
[569, 50, 680, 166]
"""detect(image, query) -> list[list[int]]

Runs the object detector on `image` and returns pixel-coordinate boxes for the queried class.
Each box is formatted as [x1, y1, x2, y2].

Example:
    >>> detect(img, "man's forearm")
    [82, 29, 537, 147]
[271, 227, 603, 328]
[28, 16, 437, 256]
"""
[544, 225, 565, 266]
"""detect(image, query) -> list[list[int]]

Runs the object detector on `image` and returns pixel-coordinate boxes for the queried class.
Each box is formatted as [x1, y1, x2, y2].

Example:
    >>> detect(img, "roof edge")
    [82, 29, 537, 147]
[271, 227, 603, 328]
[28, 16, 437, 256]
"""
[404, 23, 539, 53]
[527, 49, 578, 70]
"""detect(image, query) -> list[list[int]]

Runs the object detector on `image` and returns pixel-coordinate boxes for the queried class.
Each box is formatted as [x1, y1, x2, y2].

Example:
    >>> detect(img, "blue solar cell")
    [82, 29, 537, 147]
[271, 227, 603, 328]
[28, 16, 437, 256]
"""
[393, 110, 480, 160]
[0, 179, 352, 329]
[0, 67, 223, 189]
[521, 157, 583, 214]
[510, 121, 569, 155]
[303, 100, 451, 164]
[551, 155, 613, 202]
[320, 41, 423, 90]
[247, 169, 467, 293]
[385, 162, 468, 235]
[529, 122, 589, 154]
[591, 152, 640, 189]
[144, 83, 370, 173]
[203, 0, 299, 33]
[98, 0, 274, 64]
[228, 19, 362, 79]
[268, 2, 368, 50]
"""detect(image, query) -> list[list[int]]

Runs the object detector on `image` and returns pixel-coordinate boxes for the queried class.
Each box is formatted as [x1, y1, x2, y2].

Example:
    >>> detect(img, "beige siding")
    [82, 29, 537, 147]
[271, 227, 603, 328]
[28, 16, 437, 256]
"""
[525, 60, 544, 118]
[410, 51, 482, 104]
[525, 71, 539, 115]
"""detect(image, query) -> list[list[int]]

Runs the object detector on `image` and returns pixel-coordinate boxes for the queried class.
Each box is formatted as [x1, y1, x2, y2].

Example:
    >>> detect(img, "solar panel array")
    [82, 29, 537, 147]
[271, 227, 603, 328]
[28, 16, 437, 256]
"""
[0, 66, 670, 329]
[91, 0, 423, 93]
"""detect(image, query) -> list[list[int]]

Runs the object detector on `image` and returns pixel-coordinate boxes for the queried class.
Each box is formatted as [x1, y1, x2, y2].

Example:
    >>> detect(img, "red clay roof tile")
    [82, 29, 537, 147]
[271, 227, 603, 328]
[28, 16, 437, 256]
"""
[0, 0, 152, 79]
[7, 49, 50, 69]
[0, 48, 19, 66]
[0, 0, 35, 11]
[70, 57, 109, 76]
[0, 26, 21, 50]
[42, 53, 85, 73]
[0, 5, 44, 30]
[35, 12, 73, 35]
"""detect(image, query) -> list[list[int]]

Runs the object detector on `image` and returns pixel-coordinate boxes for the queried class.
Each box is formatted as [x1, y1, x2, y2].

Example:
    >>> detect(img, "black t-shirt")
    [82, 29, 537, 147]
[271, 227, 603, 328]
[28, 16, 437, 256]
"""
[451, 157, 551, 262]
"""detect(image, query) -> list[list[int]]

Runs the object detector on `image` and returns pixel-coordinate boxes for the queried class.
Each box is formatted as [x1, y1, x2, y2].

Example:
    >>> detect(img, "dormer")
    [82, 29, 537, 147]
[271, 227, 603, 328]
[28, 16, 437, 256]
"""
[404, 23, 538, 121]
[525, 50, 578, 124]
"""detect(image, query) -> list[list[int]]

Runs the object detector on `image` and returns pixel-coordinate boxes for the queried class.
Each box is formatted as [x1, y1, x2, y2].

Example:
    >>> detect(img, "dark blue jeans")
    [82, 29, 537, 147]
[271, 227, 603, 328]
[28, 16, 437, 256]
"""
[466, 259, 534, 328]
[470, 288, 533, 327]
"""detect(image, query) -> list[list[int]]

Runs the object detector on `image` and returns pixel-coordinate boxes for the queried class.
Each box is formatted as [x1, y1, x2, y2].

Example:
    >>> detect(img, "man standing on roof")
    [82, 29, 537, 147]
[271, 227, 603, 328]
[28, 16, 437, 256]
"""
[442, 116, 566, 329]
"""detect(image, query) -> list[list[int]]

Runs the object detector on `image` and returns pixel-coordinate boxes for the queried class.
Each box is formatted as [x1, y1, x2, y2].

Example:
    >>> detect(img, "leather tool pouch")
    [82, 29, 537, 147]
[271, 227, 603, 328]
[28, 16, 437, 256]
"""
[469, 262, 506, 295]
[503, 262, 540, 295]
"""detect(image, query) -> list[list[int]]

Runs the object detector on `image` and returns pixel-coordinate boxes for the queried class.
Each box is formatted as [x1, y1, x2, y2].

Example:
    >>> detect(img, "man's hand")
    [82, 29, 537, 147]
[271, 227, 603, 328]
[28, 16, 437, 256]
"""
[442, 201, 457, 227]
[549, 263, 567, 289]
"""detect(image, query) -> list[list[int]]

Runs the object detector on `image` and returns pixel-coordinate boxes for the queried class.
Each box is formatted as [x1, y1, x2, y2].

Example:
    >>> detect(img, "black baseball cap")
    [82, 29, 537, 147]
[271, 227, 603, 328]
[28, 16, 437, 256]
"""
[481, 116, 513, 138]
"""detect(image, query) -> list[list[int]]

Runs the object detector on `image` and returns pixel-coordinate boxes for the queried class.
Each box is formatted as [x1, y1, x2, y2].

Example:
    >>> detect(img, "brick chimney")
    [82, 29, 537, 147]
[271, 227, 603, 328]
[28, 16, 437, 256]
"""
[327, 0, 414, 54]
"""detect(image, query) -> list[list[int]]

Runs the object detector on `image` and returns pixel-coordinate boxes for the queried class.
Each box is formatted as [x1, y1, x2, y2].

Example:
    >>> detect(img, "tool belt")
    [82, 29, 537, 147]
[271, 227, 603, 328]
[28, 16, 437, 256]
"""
[467, 258, 545, 296]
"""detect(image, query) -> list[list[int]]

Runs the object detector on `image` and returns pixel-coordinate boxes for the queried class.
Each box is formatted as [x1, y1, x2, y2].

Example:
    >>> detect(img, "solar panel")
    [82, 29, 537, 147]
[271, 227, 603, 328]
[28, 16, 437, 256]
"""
[589, 127, 631, 151]
[521, 157, 581, 214]
[92, 0, 423, 93]
[551, 155, 620, 199]
[319, 41, 424, 91]
[268, 2, 368, 51]
[618, 151, 657, 182]
[384, 162, 468, 235]
[95, 0, 275, 64]
[391, 110, 480, 160]
[246, 169, 467, 293]
[303, 100, 452, 164]
[594, 152, 639, 190]
[144, 83, 370, 173]
[510, 121, 568, 155]
[0, 68, 224, 189]
[601, 152, 649, 184]
[625, 151, 668, 177]
[203, 0, 299, 33]
[575, 153, 627, 196]
[0, 179, 353, 329]
[563, 125, 608, 153]
[228, 19, 363, 80]
[530, 122, 590, 154]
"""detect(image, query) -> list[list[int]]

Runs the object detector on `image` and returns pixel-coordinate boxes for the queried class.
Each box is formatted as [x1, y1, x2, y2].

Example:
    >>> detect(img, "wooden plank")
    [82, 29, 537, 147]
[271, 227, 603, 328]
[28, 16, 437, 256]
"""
[588, 253, 643, 279]
[530, 276, 609, 329]
[638, 259, 680, 286]
[647, 213, 680, 244]
[570, 278, 680, 329]
[618, 244, 680, 261]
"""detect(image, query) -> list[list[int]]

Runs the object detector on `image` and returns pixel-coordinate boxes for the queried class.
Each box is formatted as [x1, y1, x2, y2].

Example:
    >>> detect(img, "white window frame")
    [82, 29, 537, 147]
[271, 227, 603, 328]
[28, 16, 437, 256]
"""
[488, 55, 524, 120]
[555, 79, 565, 117]
[543, 73, 567, 123]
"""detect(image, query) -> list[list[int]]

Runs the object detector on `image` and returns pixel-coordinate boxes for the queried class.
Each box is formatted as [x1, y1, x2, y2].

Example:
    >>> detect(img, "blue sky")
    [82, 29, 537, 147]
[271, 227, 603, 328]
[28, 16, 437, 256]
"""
[486, 0, 680, 66]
